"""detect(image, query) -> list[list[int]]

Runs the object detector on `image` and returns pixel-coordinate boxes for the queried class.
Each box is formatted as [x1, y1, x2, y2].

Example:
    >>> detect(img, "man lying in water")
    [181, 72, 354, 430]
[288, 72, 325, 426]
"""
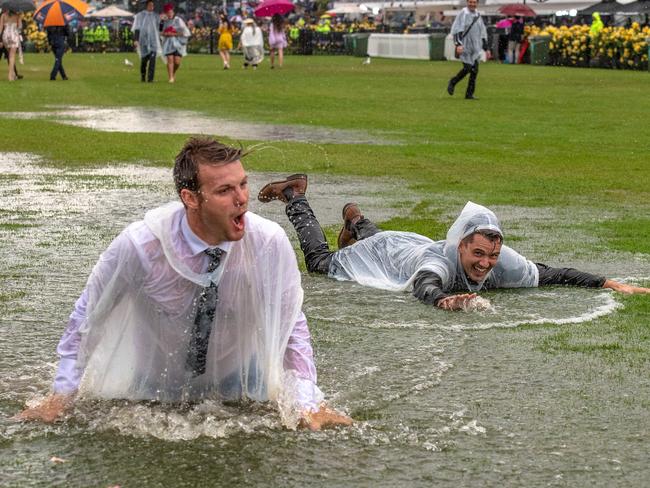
[258, 174, 650, 311]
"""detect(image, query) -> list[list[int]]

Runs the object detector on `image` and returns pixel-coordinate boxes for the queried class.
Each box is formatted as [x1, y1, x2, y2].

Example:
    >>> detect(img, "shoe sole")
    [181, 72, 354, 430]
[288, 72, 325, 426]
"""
[257, 173, 308, 203]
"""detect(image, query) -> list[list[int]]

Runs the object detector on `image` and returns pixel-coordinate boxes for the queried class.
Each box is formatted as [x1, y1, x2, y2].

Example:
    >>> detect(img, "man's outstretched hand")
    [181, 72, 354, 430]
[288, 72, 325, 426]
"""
[300, 406, 353, 431]
[437, 293, 478, 311]
[604, 280, 650, 294]
[15, 393, 74, 423]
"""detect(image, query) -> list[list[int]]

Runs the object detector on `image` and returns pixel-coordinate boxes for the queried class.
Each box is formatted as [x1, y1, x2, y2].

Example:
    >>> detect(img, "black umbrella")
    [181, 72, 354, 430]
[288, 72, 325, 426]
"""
[0, 0, 35, 13]
[580, 0, 623, 15]
[616, 0, 650, 14]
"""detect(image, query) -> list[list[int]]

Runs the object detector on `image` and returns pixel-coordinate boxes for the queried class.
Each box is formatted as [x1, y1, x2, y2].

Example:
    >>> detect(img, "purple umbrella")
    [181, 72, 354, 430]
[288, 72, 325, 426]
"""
[254, 0, 294, 17]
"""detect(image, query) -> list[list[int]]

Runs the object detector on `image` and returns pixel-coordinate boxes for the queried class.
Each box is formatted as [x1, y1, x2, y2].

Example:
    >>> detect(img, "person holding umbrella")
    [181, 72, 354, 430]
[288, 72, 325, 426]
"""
[0, 5, 23, 81]
[160, 2, 190, 83]
[132, 0, 161, 82]
[268, 13, 287, 69]
[34, 0, 89, 80]
[46, 21, 71, 80]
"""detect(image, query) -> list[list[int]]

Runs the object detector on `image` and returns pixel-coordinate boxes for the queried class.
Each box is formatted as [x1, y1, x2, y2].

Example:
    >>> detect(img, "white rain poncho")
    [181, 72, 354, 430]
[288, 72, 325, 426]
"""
[329, 201, 538, 293]
[76, 203, 304, 408]
[450, 7, 487, 64]
[240, 24, 264, 65]
[132, 10, 163, 58]
[161, 16, 191, 56]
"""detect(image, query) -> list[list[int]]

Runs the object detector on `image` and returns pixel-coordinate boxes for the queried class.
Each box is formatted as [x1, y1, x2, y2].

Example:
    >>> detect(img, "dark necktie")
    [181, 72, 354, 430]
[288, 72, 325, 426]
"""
[186, 248, 224, 377]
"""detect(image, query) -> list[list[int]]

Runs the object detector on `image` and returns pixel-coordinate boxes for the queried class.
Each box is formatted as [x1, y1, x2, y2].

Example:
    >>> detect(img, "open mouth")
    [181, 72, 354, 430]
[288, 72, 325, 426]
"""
[233, 212, 246, 232]
[473, 265, 488, 277]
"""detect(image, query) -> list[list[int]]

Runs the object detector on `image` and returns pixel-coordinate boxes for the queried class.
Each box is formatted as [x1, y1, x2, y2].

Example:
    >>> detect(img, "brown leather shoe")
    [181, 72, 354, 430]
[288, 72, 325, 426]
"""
[257, 174, 308, 203]
[337, 202, 362, 249]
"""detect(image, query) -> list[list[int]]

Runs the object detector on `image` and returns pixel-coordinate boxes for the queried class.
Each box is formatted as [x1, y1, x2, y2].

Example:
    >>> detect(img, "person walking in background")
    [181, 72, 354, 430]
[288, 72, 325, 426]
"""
[268, 14, 287, 69]
[0, 41, 22, 79]
[160, 2, 190, 83]
[590, 12, 604, 39]
[46, 24, 70, 81]
[507, 15, 524, 64]
[132, 0, 161, 82]
[217, 12, 234, 69]
[0, 9, 23, 81]
[238, 18, 263, 69]
[447, 0, 488, 100]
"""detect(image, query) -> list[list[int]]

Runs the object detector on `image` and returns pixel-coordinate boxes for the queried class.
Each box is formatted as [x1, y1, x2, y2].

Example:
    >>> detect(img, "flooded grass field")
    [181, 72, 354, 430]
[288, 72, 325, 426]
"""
[1, 154, 649, 487]
[0, 106, 401, 145]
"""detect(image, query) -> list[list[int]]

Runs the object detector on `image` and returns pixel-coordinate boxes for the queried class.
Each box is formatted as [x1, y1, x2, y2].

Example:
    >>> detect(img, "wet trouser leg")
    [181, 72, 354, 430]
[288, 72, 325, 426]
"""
[449, 60, 478, 97]
[352, 218, 381, 240]
[147, 53, 156, 81]
[140, 55, 147, 81]
[285, 196, 384, 274]
[50, 42, 66, 79]
[285, 196, 334, 274]
[449, 63, 471, 88]
[141, 52, 155, 81]
[465, 60, 479, 98]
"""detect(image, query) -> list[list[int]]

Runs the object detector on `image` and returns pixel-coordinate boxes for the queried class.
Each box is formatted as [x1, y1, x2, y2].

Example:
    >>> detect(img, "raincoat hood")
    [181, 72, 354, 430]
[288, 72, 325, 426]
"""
[443, 201, 504, 291]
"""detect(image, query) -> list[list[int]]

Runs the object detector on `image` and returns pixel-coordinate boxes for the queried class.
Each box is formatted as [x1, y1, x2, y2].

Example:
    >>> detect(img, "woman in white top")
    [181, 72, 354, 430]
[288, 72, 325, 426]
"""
[238, 18, 263, 69]
[0, 9, 23, 81]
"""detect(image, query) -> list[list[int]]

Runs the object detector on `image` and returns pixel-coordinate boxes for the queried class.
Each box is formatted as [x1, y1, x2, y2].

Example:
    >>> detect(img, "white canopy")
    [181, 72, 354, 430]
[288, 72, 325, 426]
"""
[87, 5, 134, 18]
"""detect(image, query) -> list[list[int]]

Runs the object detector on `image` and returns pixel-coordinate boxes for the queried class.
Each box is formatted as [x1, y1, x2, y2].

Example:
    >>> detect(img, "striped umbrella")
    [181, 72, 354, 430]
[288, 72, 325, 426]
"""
[34, 0, 88, 27]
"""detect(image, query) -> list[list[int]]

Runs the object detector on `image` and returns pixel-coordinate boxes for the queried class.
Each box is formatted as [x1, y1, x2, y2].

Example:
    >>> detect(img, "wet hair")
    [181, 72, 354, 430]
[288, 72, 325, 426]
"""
[173, 137, 247, 197]
[272, 14, 285, 31]
[462, 229, 503, 245]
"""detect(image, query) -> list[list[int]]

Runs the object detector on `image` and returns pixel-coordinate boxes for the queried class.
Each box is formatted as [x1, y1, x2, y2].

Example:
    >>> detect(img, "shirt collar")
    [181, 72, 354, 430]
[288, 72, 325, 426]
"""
[180, 213, 233, 257]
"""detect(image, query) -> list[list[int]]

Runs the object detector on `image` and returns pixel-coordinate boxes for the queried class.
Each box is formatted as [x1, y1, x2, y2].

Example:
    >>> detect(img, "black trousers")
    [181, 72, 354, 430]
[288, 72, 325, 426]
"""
[50, 38, 67, 80]
[286, 196, 381, 274]
[140, 52, 156, 81]
[449, 60, 479, 98]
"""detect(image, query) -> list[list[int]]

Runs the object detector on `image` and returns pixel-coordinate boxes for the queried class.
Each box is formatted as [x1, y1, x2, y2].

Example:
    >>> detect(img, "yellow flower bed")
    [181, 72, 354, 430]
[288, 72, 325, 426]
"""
[23, 12, 49, 52]
[526, 23, 649, 70]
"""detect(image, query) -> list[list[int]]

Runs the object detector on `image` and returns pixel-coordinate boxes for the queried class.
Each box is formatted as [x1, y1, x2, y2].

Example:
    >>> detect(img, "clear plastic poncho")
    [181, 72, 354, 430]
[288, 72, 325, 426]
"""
[450, 8, 487, 64]
[132, 10, 163, 58]
[161, 16, 191, 56]
[329, 201, 538, 294]
[76, 203, 304, 411]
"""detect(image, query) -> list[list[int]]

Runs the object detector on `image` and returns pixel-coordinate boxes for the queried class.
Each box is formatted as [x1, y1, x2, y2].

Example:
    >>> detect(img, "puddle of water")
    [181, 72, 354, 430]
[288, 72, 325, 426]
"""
[0, 106, 402, 145]
[1, 152, 649, 487]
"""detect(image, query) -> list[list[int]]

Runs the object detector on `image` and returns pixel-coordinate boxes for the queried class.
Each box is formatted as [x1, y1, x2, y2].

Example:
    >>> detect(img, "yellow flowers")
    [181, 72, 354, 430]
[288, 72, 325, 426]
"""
[537, 24, 649, 70]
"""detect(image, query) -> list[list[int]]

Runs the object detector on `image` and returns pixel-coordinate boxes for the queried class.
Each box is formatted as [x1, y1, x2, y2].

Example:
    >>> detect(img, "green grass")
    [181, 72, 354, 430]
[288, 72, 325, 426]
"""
[1, 53, 650, 364]
[1, 54, 649, 208]
[589, 218, 650, 254]
[540, 292, 650, 367]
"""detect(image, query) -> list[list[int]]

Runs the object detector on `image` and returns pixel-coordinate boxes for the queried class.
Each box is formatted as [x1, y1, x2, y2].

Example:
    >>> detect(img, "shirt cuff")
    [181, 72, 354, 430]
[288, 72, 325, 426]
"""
[293, 376, 325, 413]
[53, 357, 82, 395]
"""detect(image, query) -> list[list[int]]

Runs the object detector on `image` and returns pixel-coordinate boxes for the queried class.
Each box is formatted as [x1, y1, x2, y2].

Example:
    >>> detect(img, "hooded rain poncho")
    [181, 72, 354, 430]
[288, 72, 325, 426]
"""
[329, 201, 538, 294]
